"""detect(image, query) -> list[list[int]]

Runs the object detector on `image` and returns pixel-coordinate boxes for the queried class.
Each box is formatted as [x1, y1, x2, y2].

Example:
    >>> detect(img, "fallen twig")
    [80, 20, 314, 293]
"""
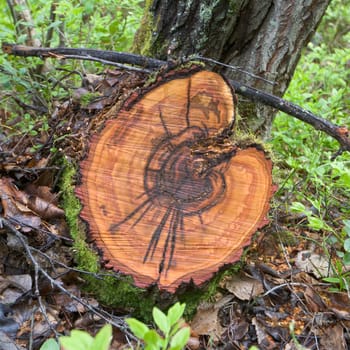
[2, 43, 349, 158]
[0, 217, 136, 341]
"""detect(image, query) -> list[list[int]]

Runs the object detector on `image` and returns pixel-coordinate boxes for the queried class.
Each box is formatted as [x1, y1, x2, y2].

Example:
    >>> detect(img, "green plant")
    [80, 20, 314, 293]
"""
[269, 0, 350, 299]
[0, 0, 144, 127]
[323, 220, 350, 293]
[39, 324, 112, 350]
[323, 260, 350, 293]
[289, 321, 310, 350]
[335, 220, 350, 264]
[289, 201, 331, 231]
[40, 338, 60, 350]
[271, 0, 350, 226]
[60, 324, 112, 350]
[126, 302, 190, 350]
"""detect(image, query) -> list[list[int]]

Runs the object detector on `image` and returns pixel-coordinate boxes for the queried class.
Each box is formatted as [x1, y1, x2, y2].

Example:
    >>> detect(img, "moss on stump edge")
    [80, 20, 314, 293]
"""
[59, 156, 244, 321]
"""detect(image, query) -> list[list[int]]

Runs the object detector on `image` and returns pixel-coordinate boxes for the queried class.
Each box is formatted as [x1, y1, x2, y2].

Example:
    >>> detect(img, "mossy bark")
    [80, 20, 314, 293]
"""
[60, 158, 154, 320]
[132, 0, 331, 137]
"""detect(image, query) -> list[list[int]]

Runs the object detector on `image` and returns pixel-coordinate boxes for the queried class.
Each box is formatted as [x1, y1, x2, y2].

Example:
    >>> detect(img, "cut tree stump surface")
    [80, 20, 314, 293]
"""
[76, 69, 274, 291]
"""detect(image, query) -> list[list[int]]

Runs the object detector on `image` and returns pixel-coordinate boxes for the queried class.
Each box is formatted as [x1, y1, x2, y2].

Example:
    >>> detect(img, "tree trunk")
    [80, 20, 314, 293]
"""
[133, 0, 331, 136]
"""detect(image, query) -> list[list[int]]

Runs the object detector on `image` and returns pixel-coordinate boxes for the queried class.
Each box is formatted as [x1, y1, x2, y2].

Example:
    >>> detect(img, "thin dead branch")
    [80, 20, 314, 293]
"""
[228, 80, 350, 159]
[2, 43, 164, 69]
[2, 43, 350, 158]
[0, 217, 136, 342]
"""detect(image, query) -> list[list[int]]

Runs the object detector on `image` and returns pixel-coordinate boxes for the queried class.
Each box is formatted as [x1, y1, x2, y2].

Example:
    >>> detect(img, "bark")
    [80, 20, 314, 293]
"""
[133, 0, 331, 136]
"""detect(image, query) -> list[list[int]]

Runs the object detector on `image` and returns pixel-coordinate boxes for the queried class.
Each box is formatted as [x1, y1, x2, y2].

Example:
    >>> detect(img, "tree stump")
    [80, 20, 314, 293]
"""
[76, 69, 274, 292]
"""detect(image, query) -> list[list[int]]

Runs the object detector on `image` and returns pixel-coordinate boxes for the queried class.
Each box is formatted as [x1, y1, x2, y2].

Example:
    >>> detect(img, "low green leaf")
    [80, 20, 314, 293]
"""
[339, 172, 350, 187]
[344, 238, 350, 252]
[153, 307, 170, 335]
[307, 216, 325, 230]
[60, 330, 94, 350]
[144, 329, 163, 349]
[91, 324, 112, 350]
[343, 252, 350, 265]
[126, 318, 150, 339]
[337, 251, 345, 258]
[323, 277, 341, 284]
[169, 322, 180, 338]
[344, 220, 350, 235]
[167, 303, 185, 327]
[290, 202, 306, 213]
[40, 339, 59, 350]
[169, 327, 190, 350]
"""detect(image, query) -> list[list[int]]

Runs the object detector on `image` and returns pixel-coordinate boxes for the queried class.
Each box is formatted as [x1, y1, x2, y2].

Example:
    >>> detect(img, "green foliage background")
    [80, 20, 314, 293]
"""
[270, 0, 350, 228]
[0, 0, 142, 49]
[0, 0, 143, 127]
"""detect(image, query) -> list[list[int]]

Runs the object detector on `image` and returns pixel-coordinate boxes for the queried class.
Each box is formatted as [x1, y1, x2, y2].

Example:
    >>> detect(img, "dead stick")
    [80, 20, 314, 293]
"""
[2, 42, 164, 69]
[2, 43, 349, 157]
[0, 217, 135, 340]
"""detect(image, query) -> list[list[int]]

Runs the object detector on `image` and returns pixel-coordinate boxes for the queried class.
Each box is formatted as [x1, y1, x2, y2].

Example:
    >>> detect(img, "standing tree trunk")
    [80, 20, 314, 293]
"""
[132, 0, 330, 136]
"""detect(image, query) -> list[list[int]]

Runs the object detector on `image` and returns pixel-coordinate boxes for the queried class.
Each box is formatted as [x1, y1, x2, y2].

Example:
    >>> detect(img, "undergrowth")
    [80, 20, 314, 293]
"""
[0, 0, 144, 120]
[270, 0, 350, 290]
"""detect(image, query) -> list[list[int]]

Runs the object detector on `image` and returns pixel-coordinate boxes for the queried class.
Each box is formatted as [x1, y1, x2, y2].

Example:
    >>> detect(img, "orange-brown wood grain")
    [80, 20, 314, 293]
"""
[76, 70, 274, 291]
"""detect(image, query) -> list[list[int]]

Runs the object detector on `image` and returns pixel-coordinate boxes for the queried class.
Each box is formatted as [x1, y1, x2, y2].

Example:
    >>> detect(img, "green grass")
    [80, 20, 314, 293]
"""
[0, 0, 143, 50]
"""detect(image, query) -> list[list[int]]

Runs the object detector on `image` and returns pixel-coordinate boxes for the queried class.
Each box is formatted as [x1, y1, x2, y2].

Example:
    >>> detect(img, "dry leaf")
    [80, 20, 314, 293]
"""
[303, 286, 326, 312]
[190, 297, 231, 341]
[251, 317, 276, 350]
[223, 273, 264, 300]
[0, 178, 41, 231]
[295, 250, 330, 278]
[319, 324, 346, 350]
[27, 195, 64, 219]
[0, 178, 64, 225]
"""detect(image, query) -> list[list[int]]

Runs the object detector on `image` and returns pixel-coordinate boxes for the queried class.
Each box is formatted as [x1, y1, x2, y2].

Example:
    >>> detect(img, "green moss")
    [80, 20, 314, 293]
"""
[59, 157, 156, 320]
[131, 0, 155, 56]
[59, 158, 100, 271]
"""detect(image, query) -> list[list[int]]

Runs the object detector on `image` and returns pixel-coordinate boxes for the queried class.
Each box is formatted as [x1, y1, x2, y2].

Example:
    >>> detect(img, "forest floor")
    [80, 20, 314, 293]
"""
[1, 69, 349, 350]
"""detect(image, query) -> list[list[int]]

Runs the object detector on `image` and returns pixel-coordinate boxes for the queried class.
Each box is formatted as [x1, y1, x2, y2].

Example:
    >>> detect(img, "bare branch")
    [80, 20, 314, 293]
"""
[44, 2, 57, 47]
[2, 43, 164, 69]
[228, 80, 350, 158]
